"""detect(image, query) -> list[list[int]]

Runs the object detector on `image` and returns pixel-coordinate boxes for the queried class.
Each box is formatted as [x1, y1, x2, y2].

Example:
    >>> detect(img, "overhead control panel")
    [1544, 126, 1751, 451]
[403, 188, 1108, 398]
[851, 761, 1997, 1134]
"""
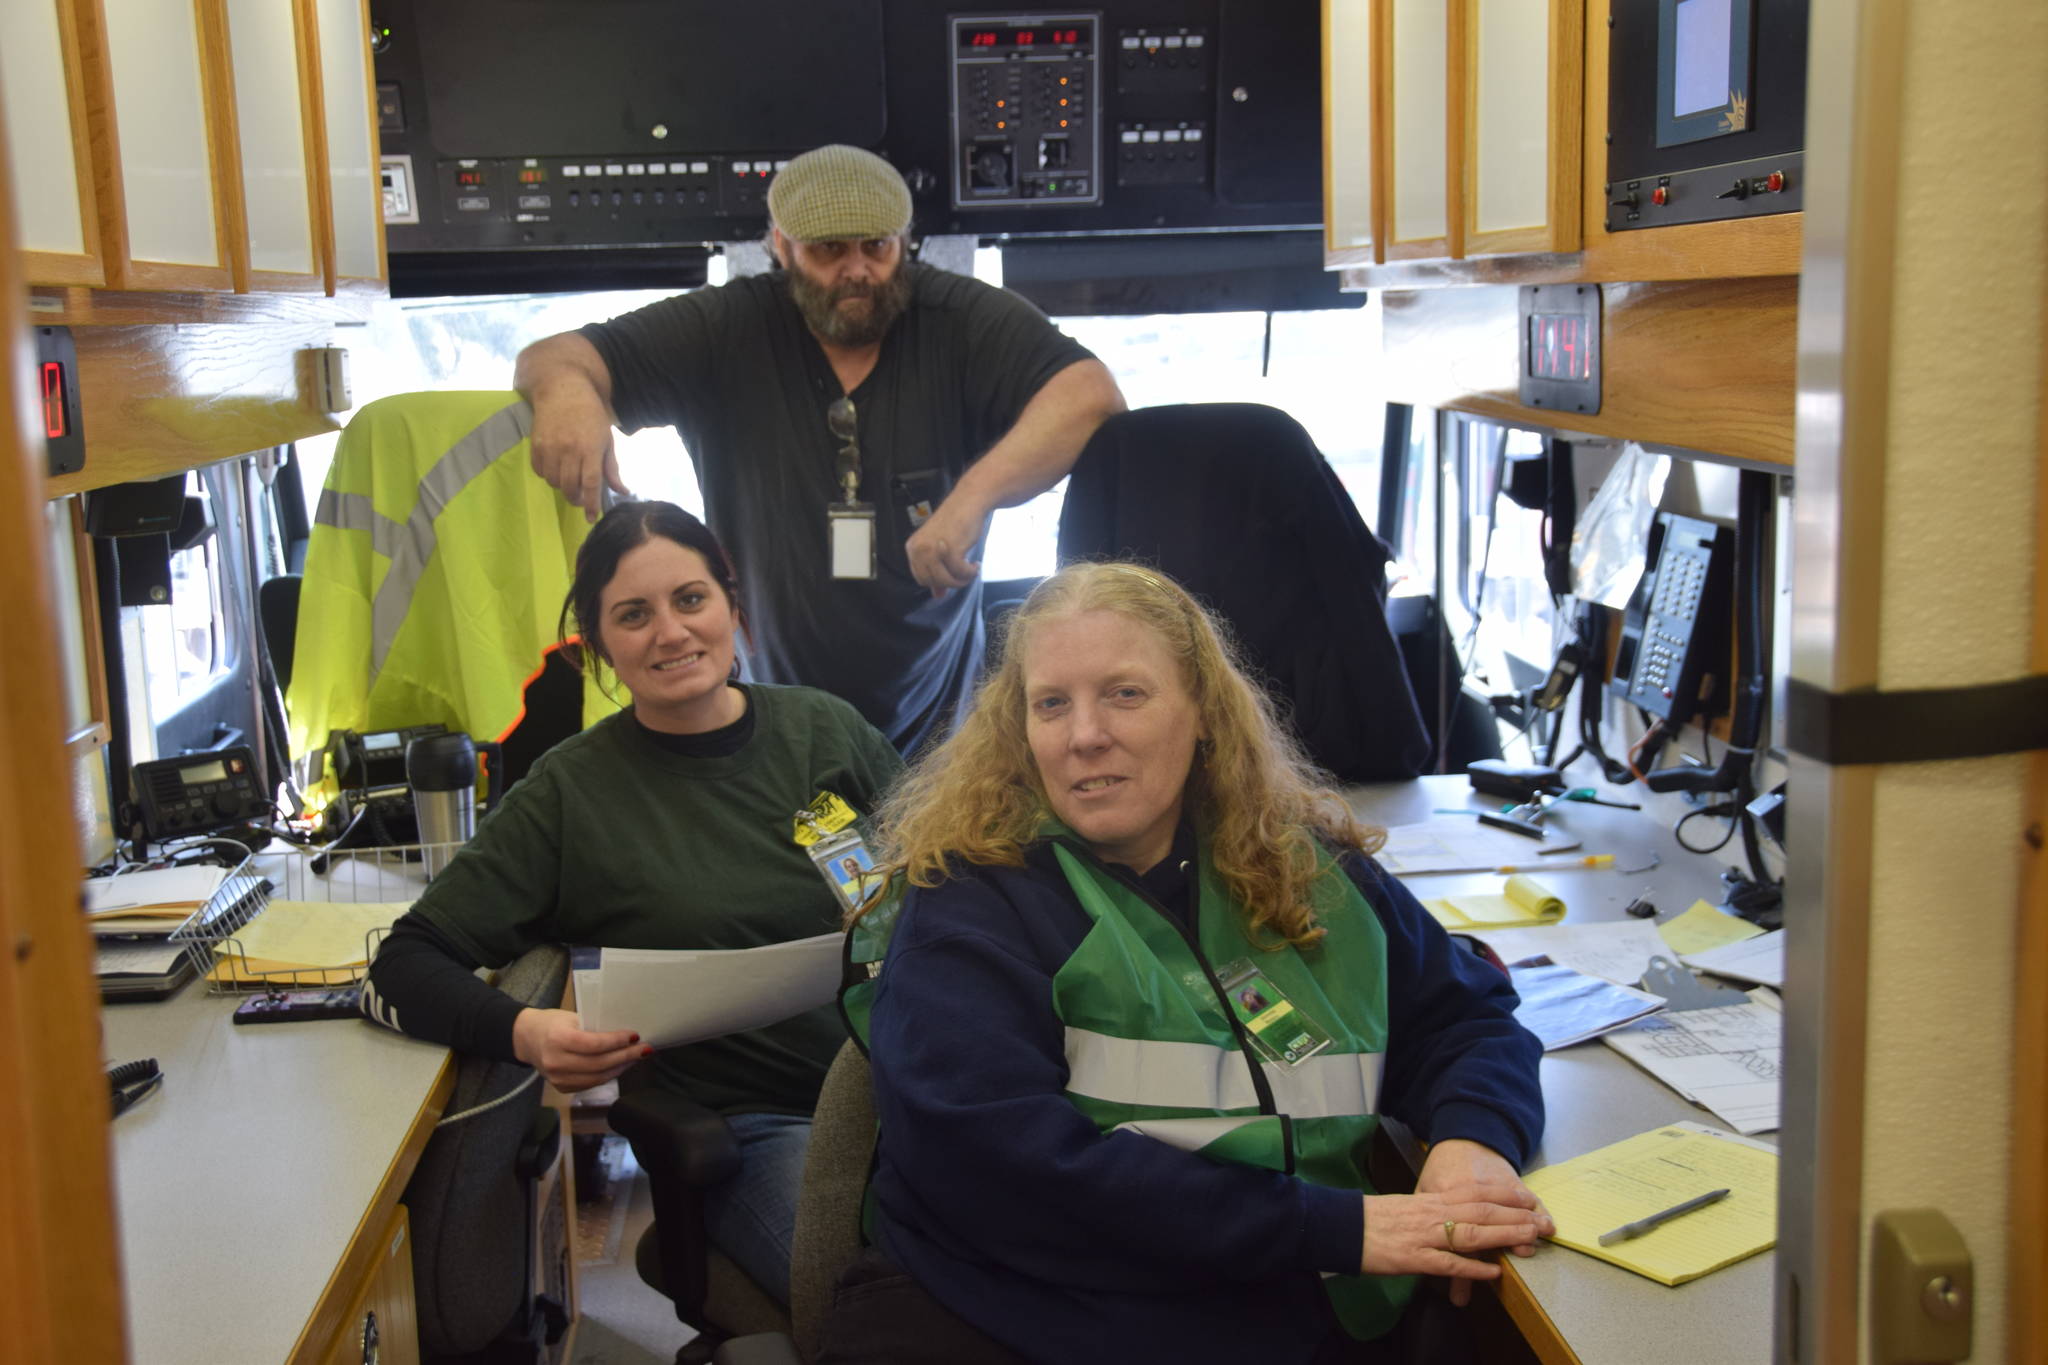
[949, 14, 1103, 210]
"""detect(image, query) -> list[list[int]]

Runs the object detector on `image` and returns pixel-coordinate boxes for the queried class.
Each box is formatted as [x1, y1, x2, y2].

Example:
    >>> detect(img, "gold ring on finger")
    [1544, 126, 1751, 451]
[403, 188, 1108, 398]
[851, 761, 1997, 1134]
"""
[1444, 1218, 1459, 1251]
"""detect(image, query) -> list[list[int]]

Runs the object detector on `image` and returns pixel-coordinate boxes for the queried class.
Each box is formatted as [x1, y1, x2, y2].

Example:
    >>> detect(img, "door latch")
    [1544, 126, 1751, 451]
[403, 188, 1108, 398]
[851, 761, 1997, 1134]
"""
[1870, 1209, 1972, 1363]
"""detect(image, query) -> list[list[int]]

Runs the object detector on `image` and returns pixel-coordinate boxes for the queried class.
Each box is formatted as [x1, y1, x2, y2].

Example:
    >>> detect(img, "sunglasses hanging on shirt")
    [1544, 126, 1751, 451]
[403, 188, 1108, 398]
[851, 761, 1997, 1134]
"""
[825, 396, 876, 580]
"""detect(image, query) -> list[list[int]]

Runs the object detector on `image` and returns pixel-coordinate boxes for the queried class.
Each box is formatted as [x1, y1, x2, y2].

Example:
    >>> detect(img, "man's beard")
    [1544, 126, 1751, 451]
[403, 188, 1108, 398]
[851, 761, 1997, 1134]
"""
[787, 266, 912, 348]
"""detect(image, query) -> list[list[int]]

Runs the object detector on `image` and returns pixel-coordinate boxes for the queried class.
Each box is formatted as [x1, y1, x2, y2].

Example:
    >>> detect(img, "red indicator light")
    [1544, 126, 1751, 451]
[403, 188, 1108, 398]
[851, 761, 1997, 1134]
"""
[1651, 185, 1669, 205]
[1765, 171, 1786, 192]
[41, 362, 65, 439]
[1014, 30, 1034, 44]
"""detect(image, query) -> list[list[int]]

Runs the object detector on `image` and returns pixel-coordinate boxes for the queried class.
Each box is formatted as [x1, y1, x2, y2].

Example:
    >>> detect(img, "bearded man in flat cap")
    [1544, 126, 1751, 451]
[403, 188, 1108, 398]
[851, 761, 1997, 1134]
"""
[517, 144, 1124, 754]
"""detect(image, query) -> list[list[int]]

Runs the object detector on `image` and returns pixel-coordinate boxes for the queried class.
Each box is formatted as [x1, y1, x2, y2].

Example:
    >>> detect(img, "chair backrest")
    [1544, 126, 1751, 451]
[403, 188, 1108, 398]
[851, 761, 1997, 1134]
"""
[1057, 403, 1431, 782]
[402, 943, 570, 1355]
[787, 1041, 878, 1360]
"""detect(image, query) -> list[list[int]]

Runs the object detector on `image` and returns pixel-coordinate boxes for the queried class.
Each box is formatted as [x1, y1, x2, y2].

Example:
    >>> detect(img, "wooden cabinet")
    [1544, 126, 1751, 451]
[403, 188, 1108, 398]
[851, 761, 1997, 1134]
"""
[3, 0, 385, 298]
[1324, 0, 1581, 268]
[317, 1203, 421, 1365]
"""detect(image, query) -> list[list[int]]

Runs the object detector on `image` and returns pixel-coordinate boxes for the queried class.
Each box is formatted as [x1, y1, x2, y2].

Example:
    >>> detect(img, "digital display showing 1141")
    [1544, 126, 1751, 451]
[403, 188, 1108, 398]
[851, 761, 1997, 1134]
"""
[958, 23, 1092, 52]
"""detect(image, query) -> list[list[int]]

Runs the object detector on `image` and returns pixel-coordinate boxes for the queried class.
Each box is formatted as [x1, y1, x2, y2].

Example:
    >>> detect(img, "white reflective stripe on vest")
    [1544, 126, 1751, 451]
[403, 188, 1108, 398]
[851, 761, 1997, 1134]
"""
[1064, 1026, 1384, 1118]
[1109, 1115, 1267, 1153]
[310, 400, 534, 682]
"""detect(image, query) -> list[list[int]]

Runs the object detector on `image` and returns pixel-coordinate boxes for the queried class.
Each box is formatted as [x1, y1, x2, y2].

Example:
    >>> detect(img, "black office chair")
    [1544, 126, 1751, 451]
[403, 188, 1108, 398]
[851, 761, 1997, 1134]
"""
[1385, 594, 1505, 773]
[400, 943, 574, 1363]
[609, 1084, 791, 1363]
[1057, 403, 1432, 782]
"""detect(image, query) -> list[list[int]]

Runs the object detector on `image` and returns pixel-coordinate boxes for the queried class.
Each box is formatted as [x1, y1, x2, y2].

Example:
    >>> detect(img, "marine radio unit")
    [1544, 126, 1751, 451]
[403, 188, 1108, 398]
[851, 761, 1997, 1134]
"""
[132, 745, 270, 841]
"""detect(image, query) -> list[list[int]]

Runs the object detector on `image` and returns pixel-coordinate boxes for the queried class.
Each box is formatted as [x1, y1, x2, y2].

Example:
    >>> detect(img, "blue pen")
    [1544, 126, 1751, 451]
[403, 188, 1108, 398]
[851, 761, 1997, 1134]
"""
[1598, 1188, 1730, 1245]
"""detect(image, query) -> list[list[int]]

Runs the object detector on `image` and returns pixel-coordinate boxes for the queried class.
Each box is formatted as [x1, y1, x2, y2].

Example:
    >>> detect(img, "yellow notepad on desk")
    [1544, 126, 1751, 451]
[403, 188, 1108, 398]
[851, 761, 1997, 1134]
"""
[1421, 875, 1565, 930]
[1523, 1122, 1777, 1285]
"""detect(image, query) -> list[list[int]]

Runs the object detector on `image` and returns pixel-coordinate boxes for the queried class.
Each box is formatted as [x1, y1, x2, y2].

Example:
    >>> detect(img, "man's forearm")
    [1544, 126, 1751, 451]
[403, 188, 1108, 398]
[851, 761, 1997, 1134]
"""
[514, 331, 617, 417]
[945, 358, 1125, 520]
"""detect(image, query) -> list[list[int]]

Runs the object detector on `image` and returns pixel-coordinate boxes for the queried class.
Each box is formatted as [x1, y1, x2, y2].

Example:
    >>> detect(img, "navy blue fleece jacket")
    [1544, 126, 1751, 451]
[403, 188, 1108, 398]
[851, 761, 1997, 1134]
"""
[865, 831, 1544, 1364]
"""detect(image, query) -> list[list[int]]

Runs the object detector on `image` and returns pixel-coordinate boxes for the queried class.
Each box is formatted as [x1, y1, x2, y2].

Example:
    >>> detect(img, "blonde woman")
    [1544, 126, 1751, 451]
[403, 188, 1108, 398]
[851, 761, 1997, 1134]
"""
[824, 563, 1548, 1365]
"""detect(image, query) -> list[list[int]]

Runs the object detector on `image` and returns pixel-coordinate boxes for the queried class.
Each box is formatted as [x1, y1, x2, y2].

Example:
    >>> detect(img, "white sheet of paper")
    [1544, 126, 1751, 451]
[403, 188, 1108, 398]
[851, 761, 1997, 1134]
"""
[1602, 988, 1782, 1134]
[1472, 919, 1672, 986]
[1377, 817, 1582, 875]
[579, 933, 844, 1049]
[83, 865, 226, 914]
[1681, 929, 1785, 988]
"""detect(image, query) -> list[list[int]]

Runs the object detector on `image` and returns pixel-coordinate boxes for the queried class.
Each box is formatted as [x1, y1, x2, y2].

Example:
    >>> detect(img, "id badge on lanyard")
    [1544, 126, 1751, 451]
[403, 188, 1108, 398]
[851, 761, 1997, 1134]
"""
[793, 790, 881, 912]
[829, 504, 877, 580]
[1217, 959, 1335, 1067]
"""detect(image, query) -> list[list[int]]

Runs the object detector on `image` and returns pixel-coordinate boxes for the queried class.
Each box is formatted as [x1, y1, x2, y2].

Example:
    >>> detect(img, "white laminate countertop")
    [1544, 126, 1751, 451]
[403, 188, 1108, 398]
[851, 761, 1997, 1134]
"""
[101, 986, 449, 1364]
[1348, 776, 1775, 1365]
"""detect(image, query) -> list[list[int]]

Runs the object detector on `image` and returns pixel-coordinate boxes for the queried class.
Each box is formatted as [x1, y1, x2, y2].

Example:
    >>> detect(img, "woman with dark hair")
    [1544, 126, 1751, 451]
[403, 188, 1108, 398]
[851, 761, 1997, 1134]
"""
[363, 500, 902, 1308]
[828, 561, 1546, 1364]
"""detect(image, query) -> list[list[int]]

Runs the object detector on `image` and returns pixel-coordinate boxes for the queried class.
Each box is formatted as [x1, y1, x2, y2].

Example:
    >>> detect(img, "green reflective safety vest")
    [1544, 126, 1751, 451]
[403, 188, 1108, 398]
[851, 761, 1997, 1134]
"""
[286, 392, 619, 769]
[844, 833, 1417, 1342]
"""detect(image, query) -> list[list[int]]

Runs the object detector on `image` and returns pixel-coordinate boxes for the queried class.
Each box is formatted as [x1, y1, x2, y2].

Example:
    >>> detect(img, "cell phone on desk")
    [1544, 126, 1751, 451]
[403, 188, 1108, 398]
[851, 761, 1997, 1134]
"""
[231, 986, 362, 1024]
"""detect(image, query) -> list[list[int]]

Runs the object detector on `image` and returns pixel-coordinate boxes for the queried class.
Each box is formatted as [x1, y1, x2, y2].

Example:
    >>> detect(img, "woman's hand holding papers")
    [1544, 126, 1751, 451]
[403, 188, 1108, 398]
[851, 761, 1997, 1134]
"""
[512, 1007, 648, 1092]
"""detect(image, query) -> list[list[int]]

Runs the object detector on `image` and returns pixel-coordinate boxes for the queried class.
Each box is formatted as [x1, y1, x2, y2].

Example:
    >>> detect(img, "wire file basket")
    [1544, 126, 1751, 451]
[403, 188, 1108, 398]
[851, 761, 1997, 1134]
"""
[170, 841, 463, 994]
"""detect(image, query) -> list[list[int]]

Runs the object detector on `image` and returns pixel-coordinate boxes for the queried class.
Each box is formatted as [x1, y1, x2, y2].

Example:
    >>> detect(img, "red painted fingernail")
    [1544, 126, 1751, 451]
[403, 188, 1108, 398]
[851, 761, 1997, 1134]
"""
[640, 1046, 654, 1057]
[629, 1034, 641, 1044]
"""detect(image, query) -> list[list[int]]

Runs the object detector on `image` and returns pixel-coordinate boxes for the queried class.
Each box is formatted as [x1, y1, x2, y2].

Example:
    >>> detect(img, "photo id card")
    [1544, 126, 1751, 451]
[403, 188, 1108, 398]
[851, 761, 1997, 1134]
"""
[829, 504, 877, 580]
[808, 831, 881, 913]
[1217, 960, 1335, 1067]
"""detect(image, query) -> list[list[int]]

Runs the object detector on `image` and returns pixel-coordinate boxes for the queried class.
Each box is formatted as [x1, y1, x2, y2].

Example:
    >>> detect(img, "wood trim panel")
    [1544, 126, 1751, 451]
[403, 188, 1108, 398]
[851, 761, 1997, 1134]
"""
[1444, 0, 1466, 260]
[0, 84, 127, 1363]
[1493, 1261, 1582, 1365]
[1368, 0, 1389, 266]
[1323, 0, 1339, 258]
[71, 0, 131, 288]
[28, 284, 374, 327]
[340, 0, 390, 287]
[1379, 0, 1454, 263]
[289, 1063, 451, 1365]
[41, 320, 343, 497]
[195, 0, 252, 294]
[20, 0, 108, 288]
[1380, 275, 1798, 464]
[66, 499, 110, 736]
[295, 0, 338, 294]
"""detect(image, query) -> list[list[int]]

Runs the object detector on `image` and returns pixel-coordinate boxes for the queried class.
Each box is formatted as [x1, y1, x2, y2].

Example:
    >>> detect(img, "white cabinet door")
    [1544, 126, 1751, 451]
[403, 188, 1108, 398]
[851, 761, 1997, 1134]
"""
[97, 0, 233, 288]
[1385, 0, 1454, 260]
[223, 0, 321, 289]
[1324, 0, 1377, 265]
[3, 0, 104, 285]
[310, 0, 384, 288]
[1465, 0, 1581, 257]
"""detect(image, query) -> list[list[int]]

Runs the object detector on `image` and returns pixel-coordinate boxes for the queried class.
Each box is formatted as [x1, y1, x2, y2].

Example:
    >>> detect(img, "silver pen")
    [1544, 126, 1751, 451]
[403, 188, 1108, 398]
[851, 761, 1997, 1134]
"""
[1597, 1188, 1731, 1246]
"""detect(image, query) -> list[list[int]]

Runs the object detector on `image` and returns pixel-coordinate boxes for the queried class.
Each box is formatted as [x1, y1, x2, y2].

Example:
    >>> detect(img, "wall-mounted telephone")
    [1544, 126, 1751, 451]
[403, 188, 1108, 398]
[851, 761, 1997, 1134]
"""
[1609, 511, 1734, 724]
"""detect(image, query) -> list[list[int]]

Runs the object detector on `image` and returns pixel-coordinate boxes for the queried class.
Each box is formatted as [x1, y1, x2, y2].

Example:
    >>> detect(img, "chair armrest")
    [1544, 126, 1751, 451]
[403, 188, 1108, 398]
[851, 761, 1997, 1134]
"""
[711, 1332, 805, 1365]
[609, 1085, 742, 1187]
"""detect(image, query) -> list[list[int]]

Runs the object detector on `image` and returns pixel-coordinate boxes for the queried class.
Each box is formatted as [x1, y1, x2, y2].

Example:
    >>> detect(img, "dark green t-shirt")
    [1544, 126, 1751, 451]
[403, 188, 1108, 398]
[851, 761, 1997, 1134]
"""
[411, 684, 902, 1115]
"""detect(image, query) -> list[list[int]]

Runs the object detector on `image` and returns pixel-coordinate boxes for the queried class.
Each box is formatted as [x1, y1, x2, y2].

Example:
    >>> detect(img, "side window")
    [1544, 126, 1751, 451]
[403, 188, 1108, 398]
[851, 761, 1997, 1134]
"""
[135, 470, 230, 722]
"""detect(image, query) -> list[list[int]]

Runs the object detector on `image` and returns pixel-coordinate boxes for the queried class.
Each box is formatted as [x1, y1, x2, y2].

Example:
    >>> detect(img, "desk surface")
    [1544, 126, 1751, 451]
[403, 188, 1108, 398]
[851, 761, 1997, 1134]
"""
[101, 986, 451, 1365]
[1347, 778, 1775, 1365]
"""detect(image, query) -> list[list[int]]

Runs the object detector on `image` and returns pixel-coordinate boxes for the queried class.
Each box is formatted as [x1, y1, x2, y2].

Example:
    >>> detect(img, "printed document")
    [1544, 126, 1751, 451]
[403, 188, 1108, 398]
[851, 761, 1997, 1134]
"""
[83, 865, 226, 915]
[1377, 817, 1581, 875]
[1602, 988, 1782, 1134]
[1472, 918, 1670, 986]
[1508, 962, 1666, 1050]
[1524, 1121, 1777, 1285]
[1681, 929, 1784, 988]
[576, 933, 843, 1050]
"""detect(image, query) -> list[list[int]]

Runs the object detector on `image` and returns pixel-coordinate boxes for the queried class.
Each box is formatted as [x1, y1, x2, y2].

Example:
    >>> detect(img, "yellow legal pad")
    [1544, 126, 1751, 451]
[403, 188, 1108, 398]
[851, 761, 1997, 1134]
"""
[1656, 900, 1766, 956]
[207, 900, 412, 984]
[1421, 875, 1565, 930]
[1523, 1122, 1777, 1285]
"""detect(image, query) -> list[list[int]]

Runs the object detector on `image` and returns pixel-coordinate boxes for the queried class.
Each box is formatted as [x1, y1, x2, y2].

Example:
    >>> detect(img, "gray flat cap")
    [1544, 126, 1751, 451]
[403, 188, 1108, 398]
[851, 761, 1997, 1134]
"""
[767, 145, 913, 242]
